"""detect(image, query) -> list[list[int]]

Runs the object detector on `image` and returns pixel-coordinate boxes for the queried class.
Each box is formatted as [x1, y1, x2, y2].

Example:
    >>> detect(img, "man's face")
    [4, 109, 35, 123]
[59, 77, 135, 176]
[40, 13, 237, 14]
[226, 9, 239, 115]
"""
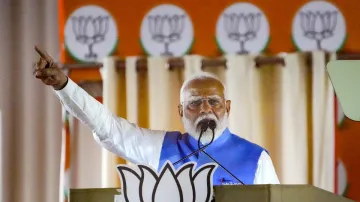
[178, 78, 231, 142]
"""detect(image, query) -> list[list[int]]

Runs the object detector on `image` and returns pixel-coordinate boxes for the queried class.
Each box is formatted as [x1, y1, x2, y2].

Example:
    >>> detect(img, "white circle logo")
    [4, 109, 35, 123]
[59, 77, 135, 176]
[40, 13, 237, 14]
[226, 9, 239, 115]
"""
[292, 1, 347, 52]
[140, 4, 194, 57]
[215, 2, 270, 54]
[64, 5, 118, 63]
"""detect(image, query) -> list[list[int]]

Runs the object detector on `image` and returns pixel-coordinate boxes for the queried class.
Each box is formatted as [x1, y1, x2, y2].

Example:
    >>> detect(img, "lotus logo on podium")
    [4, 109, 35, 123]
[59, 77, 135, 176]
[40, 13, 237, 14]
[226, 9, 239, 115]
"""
[114, 161, 217, 202]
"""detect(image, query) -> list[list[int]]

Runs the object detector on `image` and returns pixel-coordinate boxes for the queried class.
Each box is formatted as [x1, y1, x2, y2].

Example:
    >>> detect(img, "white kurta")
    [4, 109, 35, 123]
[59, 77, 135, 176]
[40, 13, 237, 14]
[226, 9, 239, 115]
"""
[54, 78, 280, 184]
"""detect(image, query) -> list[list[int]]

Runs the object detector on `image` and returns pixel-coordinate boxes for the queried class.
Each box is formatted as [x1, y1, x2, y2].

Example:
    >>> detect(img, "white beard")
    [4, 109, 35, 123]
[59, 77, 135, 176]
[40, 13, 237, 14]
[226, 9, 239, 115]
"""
[182, 112, 228, 144]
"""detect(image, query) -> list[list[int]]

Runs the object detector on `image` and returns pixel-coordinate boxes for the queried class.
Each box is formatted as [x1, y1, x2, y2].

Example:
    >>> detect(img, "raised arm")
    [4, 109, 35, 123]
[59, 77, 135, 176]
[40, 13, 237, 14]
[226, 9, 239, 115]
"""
[33, 46, 166, 168]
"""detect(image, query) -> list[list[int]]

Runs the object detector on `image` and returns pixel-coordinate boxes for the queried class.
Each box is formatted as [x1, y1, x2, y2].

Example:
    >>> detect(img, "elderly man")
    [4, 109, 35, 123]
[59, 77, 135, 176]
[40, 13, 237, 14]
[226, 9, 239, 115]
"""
[33, 46, 279, 185]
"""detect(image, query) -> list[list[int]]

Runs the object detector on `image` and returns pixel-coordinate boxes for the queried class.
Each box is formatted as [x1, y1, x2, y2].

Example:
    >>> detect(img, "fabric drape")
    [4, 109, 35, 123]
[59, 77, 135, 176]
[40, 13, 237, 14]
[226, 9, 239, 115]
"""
[100, 57, 127, 188]
[0, 0, 63, 201]
[59, 110, 72, 202]
[147, 57, 183, 132]
[311, 51, 335, 192]
[223, 53, 334, 188]
[183, 55, 203, 79]
[212, 53, 311, 184]
[125, 57, 139, 127]
[225, 55, 259, 142]
[278, 53, 311, 184]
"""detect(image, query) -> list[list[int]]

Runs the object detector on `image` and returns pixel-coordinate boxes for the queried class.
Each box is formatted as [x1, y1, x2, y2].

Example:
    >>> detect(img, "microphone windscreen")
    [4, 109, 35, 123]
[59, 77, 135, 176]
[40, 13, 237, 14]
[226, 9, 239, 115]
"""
[200, 120, 209, 131]
[209, 120, 216, 130]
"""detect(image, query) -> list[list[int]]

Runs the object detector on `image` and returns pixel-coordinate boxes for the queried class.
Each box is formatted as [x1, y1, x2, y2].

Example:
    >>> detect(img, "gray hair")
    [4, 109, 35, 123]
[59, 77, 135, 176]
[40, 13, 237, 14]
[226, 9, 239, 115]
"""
[180, 72, 227, 103]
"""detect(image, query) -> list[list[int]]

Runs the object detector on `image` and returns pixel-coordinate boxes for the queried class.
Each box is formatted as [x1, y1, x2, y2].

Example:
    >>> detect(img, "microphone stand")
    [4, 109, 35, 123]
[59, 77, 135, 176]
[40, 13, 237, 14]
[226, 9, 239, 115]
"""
[203, 150, 244, 184]
[173, 122, 214, 165]
[174, 121, 245, 185]
[200, 128, 245, 185]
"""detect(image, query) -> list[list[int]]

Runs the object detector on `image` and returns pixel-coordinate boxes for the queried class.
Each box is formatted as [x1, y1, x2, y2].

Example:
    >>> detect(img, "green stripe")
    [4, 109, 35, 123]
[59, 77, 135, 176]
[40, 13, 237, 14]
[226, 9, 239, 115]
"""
[64, 111, 70, 126]
[342, 183, 350, 197]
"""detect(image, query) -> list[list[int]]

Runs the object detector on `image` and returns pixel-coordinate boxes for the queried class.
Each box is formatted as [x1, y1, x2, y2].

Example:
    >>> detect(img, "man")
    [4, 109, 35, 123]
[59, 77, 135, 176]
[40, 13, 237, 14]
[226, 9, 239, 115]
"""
[33, 46, 279, 185]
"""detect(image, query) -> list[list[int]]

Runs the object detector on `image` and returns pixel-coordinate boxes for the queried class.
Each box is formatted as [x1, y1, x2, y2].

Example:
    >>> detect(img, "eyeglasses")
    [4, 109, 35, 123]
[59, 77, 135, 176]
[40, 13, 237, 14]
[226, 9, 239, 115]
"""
[183, 97, 224, 110]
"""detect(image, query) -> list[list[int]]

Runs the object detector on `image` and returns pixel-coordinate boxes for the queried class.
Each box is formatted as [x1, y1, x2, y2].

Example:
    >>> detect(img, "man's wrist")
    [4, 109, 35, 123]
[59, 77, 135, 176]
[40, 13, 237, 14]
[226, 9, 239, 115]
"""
[53, 76, 68, 90]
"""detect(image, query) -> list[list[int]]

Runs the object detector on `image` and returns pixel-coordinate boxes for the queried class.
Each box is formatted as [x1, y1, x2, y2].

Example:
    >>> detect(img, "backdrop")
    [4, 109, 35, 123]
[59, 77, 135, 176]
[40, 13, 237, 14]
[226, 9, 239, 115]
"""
[56, 0, 360, 202]
[68, 52, 335, 192]
[58, 0, 360, 82]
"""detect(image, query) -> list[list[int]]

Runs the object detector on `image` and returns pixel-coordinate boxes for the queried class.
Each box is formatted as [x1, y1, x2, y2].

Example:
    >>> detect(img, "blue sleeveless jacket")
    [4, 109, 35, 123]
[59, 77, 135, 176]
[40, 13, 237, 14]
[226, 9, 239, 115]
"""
[158, 128, 266, 185]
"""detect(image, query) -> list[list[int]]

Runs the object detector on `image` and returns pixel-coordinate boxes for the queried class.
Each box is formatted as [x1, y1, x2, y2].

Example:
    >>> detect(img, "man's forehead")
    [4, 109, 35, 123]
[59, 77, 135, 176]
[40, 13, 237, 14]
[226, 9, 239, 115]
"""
[183, 78, 225, 98]
[185, 77, 223, 88]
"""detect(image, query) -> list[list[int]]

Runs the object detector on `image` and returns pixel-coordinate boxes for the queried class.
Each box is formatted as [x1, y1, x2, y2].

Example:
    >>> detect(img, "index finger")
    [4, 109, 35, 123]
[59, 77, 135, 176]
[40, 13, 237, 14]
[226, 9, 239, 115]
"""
[34, 46, 52, 61]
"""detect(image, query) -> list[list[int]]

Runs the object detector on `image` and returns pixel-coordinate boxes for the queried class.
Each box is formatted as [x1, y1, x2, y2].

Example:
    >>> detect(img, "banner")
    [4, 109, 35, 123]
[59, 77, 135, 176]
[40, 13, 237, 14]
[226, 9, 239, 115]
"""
[59, 0, 359, 64]
[58, 0, 360, 83]
[58, 0, 360, 201]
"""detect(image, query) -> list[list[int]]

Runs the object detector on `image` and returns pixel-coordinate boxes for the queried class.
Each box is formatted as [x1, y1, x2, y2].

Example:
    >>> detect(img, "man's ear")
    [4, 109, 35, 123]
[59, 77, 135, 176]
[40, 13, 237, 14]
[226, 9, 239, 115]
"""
[178, 104, 183, 117]
[225, 100, 231, 114]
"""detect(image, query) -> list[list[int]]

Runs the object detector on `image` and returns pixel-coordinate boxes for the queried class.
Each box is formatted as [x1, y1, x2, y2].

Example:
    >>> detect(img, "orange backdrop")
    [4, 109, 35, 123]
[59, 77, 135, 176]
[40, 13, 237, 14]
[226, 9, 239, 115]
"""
[58, 0, 360, 82]
[58, 0, 360, 200]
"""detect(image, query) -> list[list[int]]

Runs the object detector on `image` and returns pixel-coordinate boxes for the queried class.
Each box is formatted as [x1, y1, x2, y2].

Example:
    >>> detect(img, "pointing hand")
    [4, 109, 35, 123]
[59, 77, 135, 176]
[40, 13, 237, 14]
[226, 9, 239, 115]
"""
[33, 46, 68, 90]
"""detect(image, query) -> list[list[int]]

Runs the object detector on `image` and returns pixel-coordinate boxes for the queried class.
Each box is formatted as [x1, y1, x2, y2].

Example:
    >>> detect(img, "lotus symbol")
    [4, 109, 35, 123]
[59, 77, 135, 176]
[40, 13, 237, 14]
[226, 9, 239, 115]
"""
[223, 12, 262, 54]
[116, 161, 217, 202]
[71, 15, 110, 60]
[147, 14, 186, 56]
[299, 10, 338, 50]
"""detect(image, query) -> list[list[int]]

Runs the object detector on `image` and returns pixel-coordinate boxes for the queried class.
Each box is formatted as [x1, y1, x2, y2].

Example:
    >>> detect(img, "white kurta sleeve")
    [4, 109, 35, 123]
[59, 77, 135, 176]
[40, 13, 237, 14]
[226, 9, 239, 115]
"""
[253, 151, 280, 184]
[54, 78, 165, 169]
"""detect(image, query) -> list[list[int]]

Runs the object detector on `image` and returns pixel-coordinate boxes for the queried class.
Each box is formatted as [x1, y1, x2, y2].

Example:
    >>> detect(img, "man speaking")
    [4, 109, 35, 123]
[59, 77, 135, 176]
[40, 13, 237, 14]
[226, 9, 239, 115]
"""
[33, 46, 279, 185]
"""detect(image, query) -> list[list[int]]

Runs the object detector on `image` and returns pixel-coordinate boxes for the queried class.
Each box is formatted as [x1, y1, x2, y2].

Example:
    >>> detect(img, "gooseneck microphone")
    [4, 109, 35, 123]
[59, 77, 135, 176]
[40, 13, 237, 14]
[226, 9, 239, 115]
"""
[173, 120, 214, 165]
[173, 119, 245, 185]
[200, 120, 244, 185]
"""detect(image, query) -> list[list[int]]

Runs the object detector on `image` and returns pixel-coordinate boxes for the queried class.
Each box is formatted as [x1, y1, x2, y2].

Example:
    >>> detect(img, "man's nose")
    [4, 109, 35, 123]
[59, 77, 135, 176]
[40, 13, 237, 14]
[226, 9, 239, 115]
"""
[200, 100, 212, 113]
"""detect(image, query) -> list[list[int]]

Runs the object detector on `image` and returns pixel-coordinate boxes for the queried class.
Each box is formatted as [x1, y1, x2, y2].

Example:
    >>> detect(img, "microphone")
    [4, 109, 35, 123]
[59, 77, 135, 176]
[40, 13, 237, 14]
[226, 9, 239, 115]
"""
[174, 119, 245, 185]
[208, 119, 216, 130]
[197, 120, 214, 150]
[173, 120, 214, 165]
[197, 120, 245, 185]
[200, 120, 209, 132]
[200, 129, 245, 185]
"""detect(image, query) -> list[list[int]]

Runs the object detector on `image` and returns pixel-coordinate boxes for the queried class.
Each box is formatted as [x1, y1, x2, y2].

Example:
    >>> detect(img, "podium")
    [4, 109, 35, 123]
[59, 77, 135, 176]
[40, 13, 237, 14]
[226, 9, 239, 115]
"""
[213, 185, 353, 202]
[69, 185, 354, 202]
